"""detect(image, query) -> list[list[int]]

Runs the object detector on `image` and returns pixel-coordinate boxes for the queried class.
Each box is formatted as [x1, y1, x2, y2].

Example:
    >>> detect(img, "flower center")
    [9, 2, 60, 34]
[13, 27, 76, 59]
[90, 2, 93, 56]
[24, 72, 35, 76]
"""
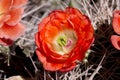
[57, 35, 67, 46]
[52, 29, 78, 55]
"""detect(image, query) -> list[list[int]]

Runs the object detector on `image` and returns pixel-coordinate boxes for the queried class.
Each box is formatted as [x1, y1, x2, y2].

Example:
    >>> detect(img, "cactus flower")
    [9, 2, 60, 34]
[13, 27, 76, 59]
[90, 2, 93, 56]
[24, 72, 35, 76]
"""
[0, 0, 27, 45]
[35, 7, 94, 72]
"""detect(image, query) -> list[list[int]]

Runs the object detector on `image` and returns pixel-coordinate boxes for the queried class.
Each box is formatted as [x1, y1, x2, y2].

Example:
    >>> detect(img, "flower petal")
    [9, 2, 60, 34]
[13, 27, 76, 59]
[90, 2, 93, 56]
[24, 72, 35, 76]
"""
[0, 0, 12, 25]
[60, 62, 76, 72]
[38, 17, 50, 31]
[42, 41, 69, 62]
[36, 49, 46, 64]
[0, 38, 13, 46]
[36, 49, 63, 71]
[35, 32, 42, 49]
[6, 8, 24, 26]
[111, 35, 120, 50]
[0, 23, 25, 40]
[0, 0, 12, 13]
[0, 15, 10, 27]
[43, 62, 63, 71]
[112, 10, 120, 34]
[12, 0, 28, 8]
[65, 7, 83, 19]
[49, 10, 67, 22]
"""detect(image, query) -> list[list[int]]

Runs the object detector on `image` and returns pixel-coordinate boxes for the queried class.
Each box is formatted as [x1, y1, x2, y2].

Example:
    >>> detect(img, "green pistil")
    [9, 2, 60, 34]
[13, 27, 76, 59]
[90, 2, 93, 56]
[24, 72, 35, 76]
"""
[57, 36, 67, 47]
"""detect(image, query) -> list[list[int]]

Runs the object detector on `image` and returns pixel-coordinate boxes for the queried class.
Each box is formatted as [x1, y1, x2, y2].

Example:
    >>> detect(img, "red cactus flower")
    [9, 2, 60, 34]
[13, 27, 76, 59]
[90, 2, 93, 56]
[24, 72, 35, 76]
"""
[35, 7, 94, 72]
[111, 10, 120, 50]
[0, 0, 27, 45]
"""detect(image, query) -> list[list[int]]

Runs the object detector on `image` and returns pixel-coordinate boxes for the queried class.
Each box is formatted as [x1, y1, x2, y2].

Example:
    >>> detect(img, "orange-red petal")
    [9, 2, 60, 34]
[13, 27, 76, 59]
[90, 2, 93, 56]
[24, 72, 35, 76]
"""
[0, 0, 12, 25]
[60, 62, 76, 72]
[0, 15, 10, 27]
[12, 0, 28, 9]
[36, 49, 63, 71]
[6, 8, 24, 26]
[65, 7, 83, 19]
[35, 33, 42, 49]
[0, 23, 25, 40]
[38, 17, 50, 31]
[112, 10, 120, 34]
[0, 0, 12, 13]
[49, 10, 67, 22]
[111, 35, 120, 50]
